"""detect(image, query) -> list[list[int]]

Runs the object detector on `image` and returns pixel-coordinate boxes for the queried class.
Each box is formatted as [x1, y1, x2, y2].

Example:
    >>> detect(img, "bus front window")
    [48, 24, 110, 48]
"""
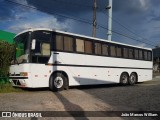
[31, 31, 52, 63]
[14, 32, 30, 64]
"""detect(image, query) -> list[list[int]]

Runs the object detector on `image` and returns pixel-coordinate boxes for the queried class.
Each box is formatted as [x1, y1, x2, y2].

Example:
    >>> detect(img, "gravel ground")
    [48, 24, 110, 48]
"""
[0, 78, 160, 120]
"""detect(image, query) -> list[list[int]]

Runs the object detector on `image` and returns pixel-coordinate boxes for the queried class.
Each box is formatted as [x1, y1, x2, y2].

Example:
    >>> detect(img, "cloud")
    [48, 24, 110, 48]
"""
[13, 0, 37, 12]
[139, 0, 150, 10]
[113, 0, 151, 14]
[8, 16, 73, 33]
[14, 0, 28, 5]
[1, 0, 160, 48]
[0, 0, 15, 20]
[0, 0, 36, 21]
[1, 0, 73, 34]
[136, 43, 146, 47]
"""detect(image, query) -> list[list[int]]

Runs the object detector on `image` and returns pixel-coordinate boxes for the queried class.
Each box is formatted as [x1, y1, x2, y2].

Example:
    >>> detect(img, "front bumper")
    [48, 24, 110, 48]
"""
[9, 76, 28, 87]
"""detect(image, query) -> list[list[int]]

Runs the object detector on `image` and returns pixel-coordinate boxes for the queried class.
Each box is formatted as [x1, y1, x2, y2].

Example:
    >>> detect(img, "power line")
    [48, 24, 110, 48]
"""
[52, 0, 93, 9]
[5, 0, 156, 47]
[38, 0, 157, 46]
[52, 0, 106, 12]
[5, 0, 93, 25]
[97, 24, 156, 46]
[99, 8, 157, 46]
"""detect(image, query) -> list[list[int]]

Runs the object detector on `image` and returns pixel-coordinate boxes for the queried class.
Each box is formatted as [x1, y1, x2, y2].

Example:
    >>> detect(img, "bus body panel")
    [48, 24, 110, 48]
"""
[48, 52, 152, 86]
[9, 29, 153, 88]
[9, 51, 152, 88]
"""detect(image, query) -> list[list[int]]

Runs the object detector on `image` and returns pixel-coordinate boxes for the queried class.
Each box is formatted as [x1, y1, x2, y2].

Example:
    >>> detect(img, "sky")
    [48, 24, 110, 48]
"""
[0, 0, 160, 48]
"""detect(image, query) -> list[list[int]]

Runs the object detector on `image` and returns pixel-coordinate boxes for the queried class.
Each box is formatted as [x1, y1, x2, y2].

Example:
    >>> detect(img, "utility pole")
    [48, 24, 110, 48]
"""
[92, 0, 97, 37]
[106, 0, 112, 41]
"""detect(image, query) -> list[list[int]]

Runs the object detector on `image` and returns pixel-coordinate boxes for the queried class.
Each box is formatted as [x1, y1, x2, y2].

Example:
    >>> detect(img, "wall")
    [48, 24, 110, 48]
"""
[0, 30, 15, 43]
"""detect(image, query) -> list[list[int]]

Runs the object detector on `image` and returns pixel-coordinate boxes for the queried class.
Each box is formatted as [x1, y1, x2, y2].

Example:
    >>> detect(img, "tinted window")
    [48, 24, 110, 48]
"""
[110, 45, 116, 57]
[56, 35, 63, 50]
[102, 44, 109, 56]
[148, 51, 152, 61]
[134, 49, 139, 59]
[64, 36, 73, 51]
[41, 43, 50, 56]
[95, 43, 102, 55]
[32, 31, 51, 42]
[144, 51, 148, 60]
[32, 31, 52, 56]
[116, 46, 122, 57]
[85, 41, 92, 54]
[139, 50, 143, 60]
[123, 48, 128, 58]
[76, 39, 84, 52]
[129, 49, 133, 58]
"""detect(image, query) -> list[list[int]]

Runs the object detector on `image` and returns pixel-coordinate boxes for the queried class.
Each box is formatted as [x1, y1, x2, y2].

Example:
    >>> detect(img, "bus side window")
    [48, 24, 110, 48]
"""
[139, 50, 143, 60]
[144, 51, 148, 60]
[102, 44, 109, 56]
[76, 39, 84, 52]
[56, 35, 63, 50]
[123, 48, 128, 58]
[95, 43, 102, 55]
[129, 49, 133, 59]
[41, 43, 50, 56]
[64, 36, 74, 52]
[148, 51, 152, 61]
[116, 46, 122, 57]
[110, 45, 116, 57]
[134, 49, 139, 59]
[85, 40, 93, 54]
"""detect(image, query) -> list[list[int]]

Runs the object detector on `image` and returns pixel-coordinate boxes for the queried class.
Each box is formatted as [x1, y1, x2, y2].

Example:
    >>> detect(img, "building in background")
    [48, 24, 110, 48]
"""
[0, 30, 15, 43]
[0, 30, 22, 57]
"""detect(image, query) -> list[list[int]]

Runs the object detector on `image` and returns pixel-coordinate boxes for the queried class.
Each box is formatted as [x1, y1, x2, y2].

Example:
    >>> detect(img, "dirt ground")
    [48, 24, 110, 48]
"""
[0, 78, 160, 120]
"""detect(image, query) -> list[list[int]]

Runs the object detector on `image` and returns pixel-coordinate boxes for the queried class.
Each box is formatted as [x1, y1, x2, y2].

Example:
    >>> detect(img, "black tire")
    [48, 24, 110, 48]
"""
[49, 73, 68, 92]
[129, 73, 137, 85]
[120, 72, 129, 85]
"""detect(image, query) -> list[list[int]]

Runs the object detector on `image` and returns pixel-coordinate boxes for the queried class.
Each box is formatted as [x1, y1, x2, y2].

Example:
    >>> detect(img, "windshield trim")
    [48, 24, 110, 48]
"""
[14, 28, 52, 38]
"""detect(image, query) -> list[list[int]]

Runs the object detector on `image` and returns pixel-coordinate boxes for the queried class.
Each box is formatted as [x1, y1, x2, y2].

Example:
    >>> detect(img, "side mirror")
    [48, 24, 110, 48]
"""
[31, 39, 36, 50]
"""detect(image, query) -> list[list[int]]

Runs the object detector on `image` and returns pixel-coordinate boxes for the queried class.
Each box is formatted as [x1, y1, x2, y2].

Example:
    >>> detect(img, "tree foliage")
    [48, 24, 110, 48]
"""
[0, 41, 15, 77]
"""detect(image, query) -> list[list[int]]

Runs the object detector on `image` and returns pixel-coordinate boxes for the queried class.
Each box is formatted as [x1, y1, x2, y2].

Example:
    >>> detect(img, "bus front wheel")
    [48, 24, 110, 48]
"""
[120, 72, 129, 85]
[49, 73, 67, 91]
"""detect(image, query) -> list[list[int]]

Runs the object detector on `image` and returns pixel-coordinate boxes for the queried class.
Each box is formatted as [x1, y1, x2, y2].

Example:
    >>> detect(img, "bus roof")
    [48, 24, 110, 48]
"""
[14, 28, 152, 50]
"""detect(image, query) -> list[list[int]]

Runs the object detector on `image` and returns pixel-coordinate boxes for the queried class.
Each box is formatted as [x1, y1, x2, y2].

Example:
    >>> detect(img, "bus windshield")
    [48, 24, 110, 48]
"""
[14, 32, 30, 64]
[13, 30, 52, 64]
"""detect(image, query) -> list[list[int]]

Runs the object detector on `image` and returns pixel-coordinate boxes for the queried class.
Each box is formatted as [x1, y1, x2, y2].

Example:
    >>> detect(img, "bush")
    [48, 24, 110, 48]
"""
[0, 41, 15, 82]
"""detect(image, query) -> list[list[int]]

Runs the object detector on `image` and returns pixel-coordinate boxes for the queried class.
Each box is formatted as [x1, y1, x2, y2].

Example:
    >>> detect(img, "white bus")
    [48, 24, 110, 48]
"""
[9, 28, 153, 91]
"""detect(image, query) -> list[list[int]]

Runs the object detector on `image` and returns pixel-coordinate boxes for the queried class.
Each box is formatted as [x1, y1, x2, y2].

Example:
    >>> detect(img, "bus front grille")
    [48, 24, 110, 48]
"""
[12, 80, 21, 85]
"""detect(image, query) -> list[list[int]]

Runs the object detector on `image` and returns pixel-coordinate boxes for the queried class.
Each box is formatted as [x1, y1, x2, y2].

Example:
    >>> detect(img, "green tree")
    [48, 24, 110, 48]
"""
[0, 41, 15, 78]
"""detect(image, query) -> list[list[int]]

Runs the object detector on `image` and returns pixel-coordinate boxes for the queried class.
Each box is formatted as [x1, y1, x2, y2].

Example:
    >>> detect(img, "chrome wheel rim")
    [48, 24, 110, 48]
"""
[54, 77, 63, 88]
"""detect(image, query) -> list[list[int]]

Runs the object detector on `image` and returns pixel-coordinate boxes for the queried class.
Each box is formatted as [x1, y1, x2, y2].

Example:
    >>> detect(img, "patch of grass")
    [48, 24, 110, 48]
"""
[0, 83, 24, 93]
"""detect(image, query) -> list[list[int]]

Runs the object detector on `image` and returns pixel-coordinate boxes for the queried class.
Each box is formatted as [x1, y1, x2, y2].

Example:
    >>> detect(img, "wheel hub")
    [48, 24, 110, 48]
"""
[54, 77, 63, 88]
[122, 75, 128, 83]
[130, 75, 136, 83]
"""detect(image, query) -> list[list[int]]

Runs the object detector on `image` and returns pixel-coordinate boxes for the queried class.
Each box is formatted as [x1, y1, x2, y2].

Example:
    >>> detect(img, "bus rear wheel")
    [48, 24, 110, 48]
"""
[49, 73, 67, 92]
[120, 72, 129, 85]
[129, 73, 137, 85]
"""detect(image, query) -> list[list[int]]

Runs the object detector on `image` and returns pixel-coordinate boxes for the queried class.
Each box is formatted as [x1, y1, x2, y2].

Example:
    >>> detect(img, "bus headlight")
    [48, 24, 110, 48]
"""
[20, 72, 28, 76]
